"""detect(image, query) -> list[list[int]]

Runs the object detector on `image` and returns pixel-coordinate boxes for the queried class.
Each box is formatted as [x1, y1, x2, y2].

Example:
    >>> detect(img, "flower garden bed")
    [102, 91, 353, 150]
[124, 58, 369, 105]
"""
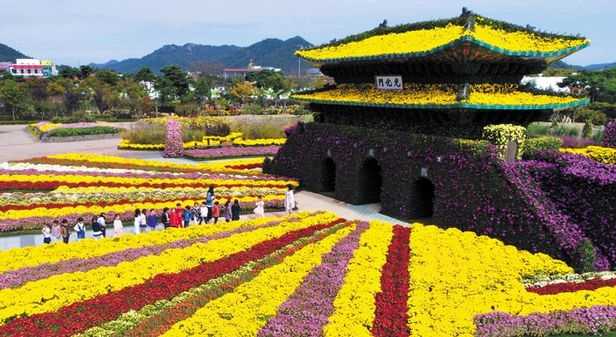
[0, 154, 296, 232]
[28, 122, 123, 142]
[184, 145, 281, 160]
[561, 145, 616, 165]
[0, 212, 614, 337]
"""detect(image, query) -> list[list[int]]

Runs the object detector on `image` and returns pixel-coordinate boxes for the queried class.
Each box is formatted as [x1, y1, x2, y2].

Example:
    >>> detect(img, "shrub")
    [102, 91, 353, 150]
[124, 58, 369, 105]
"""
[523, 136, 562, 158]
[46, 126, 122, 138]
[574, 239, 597, 273]
[604, 120, 616, 147]
[526, 123, 551, 137]
[482, 124, 527, 160]
[551, 124, 580, 137]
[582, 120, 593, 139]
[121, 121, 166, 145]
[575, 107, 608, 126]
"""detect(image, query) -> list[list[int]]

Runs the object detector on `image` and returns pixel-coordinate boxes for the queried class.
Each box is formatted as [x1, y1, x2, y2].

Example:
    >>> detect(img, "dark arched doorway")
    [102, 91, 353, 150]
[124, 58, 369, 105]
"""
[321, 158, 336, 193]
[358, 157, 382, 204]
[414, 178, 435, 218]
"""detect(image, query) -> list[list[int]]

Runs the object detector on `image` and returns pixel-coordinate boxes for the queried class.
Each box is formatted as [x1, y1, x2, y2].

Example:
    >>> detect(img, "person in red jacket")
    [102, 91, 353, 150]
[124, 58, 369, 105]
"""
[174, 203, 184, 228]
[170, 203, 182, 228]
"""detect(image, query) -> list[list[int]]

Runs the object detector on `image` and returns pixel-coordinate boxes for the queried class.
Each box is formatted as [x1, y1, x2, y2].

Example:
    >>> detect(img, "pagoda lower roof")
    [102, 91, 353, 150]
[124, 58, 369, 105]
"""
[292, 85, 589, 111]
[298, 14, 589, 65]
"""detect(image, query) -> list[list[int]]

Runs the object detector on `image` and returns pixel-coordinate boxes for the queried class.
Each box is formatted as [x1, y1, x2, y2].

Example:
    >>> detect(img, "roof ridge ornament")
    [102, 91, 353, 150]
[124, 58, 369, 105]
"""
[461, 7, 476, 32]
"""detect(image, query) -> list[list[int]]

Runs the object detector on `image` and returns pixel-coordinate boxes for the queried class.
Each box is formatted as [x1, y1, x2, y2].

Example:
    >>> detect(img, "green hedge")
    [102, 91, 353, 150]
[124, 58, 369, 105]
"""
[45, 126, 122, 138]
[523, 136, 562, 158]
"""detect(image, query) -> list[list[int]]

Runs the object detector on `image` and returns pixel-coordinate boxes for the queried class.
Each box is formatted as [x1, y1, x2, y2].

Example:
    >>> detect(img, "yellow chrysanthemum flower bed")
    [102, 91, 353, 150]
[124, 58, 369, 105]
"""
[561, 145, 616, 165]
[292, 84, 583, 109]
[0, 212, 336, 323]
[297, 19, 588, 62]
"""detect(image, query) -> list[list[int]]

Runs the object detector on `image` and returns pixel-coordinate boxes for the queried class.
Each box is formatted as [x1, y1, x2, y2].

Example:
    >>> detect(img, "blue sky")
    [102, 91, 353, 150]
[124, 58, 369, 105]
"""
[3, 0, 613, 66]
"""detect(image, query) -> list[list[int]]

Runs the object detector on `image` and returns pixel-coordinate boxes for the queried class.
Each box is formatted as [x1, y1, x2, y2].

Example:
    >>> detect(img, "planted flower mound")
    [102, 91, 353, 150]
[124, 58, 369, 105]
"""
[0, 212, 615, 336]
[0, 154, 297, 232]
[184, 145, 280, 160]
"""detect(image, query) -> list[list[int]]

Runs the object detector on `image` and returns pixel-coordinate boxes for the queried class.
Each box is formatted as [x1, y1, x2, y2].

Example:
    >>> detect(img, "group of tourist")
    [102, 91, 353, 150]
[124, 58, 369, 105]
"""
[41, 185, 297, 245]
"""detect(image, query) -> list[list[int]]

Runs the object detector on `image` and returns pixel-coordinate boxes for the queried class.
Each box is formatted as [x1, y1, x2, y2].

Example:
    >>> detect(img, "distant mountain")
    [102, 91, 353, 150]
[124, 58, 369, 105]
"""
[91, 36, 313, 75]
[552, 60, 616, 72]
[0, 43, 27, 62]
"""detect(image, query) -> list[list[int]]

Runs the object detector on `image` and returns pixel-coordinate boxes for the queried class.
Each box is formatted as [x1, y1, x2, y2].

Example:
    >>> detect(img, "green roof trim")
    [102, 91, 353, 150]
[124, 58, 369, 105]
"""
[291, 95, 590, 111]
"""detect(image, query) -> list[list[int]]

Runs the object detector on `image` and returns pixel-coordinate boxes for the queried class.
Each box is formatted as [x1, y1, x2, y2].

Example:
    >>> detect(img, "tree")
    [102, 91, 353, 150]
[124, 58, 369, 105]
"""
[95, 70, 120, 86]
[228, 81, 256, 103]
[0, 80, 30, 120]
[246, 70, 290, 92]
[79, 65, 94, 80]
[134, 67, 156, 83]
[194, 76, 214, 104]
[57, 65, 80, 79]
[160, 65, 190, 98]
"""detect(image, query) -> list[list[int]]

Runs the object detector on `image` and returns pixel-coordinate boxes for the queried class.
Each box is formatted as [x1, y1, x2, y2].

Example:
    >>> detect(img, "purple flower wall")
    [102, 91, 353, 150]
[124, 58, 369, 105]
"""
[604, 119, 616, 147]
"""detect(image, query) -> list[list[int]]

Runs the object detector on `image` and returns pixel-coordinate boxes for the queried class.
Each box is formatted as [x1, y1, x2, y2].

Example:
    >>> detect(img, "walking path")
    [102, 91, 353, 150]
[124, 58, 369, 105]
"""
[0, 124, 132, 162]
[295, 191, 406, 225]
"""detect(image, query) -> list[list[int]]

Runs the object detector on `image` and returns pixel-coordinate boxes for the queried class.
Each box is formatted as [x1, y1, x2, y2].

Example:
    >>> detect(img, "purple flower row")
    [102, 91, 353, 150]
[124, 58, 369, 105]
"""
[561, 135, 597, 148]
[184, 146, 280, 159]
[258, 222, 368, 337]
[0, 216, 296, 289]
[475, 306, 616, 337]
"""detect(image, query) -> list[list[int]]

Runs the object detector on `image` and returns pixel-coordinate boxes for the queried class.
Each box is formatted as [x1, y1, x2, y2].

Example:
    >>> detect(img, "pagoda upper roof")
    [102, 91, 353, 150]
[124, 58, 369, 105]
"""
[297, 9, 589, 65]
[292, 84, 589, 111]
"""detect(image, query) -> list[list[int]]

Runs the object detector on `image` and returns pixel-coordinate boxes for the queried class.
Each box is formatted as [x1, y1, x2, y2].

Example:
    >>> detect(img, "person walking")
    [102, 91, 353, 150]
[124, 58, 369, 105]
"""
[205, 187, 215, 223]
[191, 203, 200, 225]
[97, 213, 107, 238]
[113, 214, 124, 237]
[182, 206, 192, 228]
[199, 202, 208, 224]
[211, 202, 221, 224]
[231, 199, 241, 221]
[161, 208, 170, 229]
[60, 219, 71, 244]
[171, 203, 183, 228]
[285, 185, 296, 214]
[146, 209, 157, 231]
[133, 209, 142, 234]
[92, 216, 103, 239]
[140, 209, 148, 232]
[42, 224, 52, 244]
[223, 200, 232, 223]
[74, 217, 86, 240]
[253, 196, 265, 218]
[51, 220, 62, 242]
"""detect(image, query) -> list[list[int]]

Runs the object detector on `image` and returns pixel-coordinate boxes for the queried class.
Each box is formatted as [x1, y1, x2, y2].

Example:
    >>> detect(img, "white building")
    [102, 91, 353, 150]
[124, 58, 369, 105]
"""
[521, 75, 570, 93]
[8, 59, 58, 78]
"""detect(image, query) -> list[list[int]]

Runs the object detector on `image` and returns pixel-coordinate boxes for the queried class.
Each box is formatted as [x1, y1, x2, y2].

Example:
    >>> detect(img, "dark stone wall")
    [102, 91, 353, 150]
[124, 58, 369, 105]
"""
[265, 122, 591, 268]
[312, 104, 550, 139]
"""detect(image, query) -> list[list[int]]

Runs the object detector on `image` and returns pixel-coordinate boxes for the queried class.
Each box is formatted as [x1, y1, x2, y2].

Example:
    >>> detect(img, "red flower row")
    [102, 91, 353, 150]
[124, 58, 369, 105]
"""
[371, 226, 411, 337]
[122, 225, 343, 337]
[0, 219, 345, 337]
[527, 277, 616, 295]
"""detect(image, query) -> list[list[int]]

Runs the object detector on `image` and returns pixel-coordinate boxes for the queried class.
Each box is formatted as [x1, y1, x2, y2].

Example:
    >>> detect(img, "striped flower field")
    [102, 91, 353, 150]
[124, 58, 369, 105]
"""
[0, 211, 616, 336]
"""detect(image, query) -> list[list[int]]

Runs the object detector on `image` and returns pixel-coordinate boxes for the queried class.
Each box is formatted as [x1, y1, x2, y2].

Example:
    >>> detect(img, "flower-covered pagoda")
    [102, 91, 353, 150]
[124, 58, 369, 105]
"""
[265, 9, 594, 267]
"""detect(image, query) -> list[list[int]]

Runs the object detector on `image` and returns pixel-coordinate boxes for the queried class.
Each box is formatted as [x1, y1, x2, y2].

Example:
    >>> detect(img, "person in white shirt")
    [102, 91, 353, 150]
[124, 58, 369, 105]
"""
[285, 185, 296, 214]
[134, 209, 142, 234]
[42, 224, 52, 244]
[253, 196, 265, 218]
[96, 214, 107, 238]
[74, 218, 86, 240]
[199, 202, 209, 224]
[113, 214, 124, 237]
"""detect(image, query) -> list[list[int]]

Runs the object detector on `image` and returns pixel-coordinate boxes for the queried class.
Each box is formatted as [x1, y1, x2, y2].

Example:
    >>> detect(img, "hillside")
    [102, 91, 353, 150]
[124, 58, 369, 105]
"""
[0, 43, 27, 62]
[92, 36, 313, 75]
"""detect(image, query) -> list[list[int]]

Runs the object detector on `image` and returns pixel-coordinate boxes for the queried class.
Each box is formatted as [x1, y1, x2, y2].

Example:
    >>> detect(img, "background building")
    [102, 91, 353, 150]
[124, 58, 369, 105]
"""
[6, 59, 57, 78]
